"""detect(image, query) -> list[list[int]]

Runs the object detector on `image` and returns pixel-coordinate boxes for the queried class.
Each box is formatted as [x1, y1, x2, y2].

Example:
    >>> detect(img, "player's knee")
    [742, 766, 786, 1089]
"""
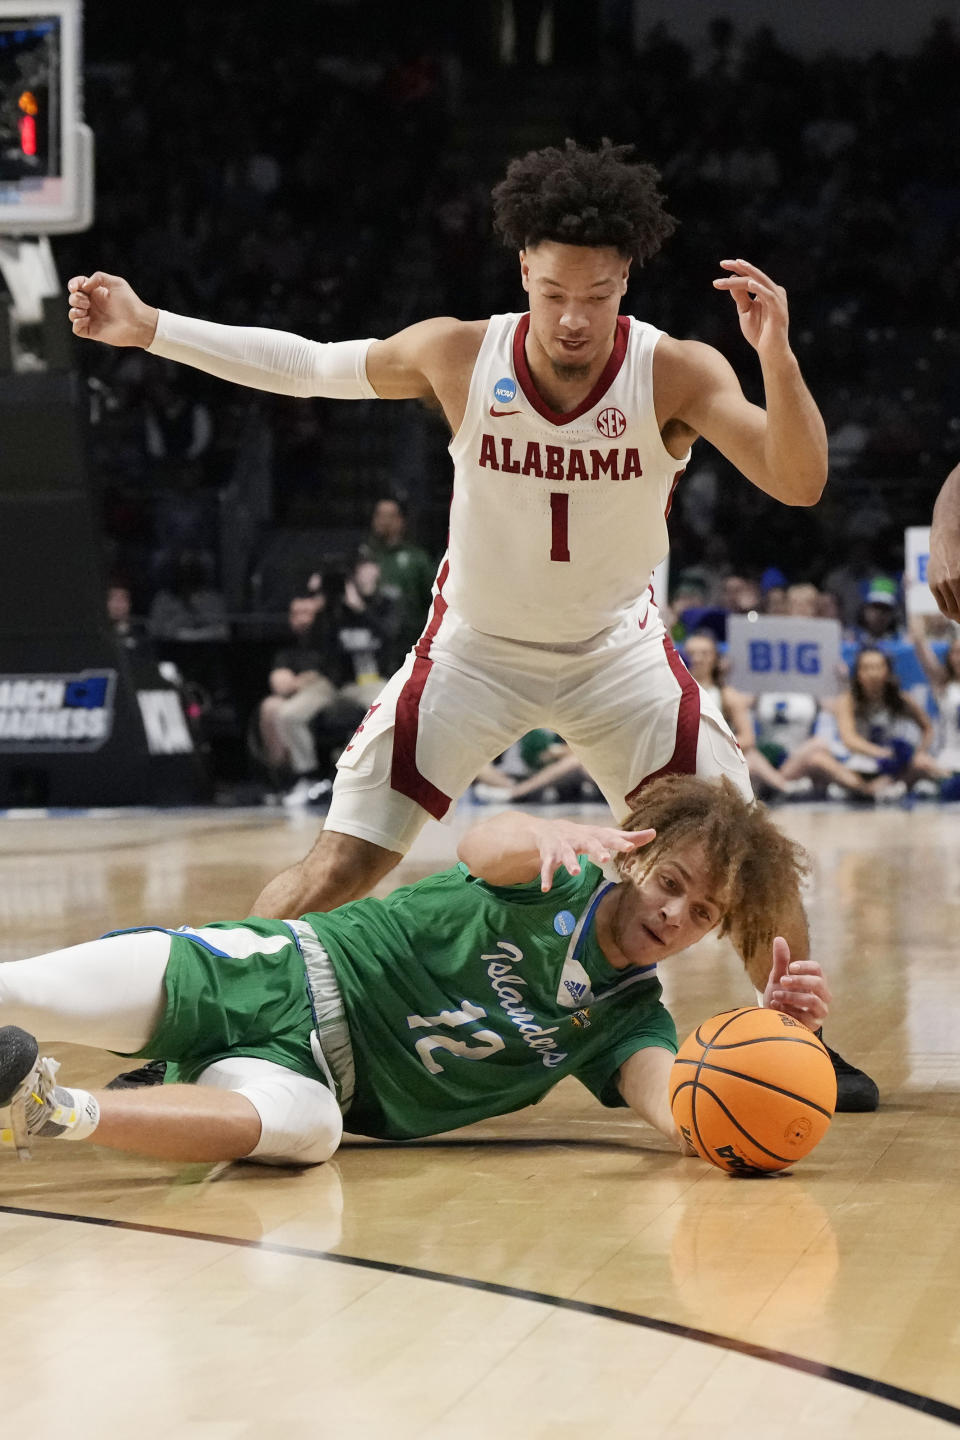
[197, 1057, 342, 1166]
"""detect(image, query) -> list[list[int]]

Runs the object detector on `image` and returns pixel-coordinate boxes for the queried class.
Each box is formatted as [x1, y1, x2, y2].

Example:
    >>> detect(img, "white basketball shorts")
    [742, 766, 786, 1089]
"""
[325, 595, 750, 854]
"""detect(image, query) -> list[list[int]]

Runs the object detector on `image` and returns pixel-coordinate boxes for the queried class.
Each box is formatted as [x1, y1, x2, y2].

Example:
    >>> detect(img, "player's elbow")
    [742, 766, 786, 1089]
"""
[784, 459, 828, 505]
[794, 477, 827, 506]
[777, 472, 827, 507]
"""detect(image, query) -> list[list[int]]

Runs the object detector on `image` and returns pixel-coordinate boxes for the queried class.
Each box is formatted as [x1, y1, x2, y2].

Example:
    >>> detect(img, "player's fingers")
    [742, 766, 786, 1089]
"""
[81, 270, 118, 293]
[712, 278, 759, 315]
[725, 257, 783, 290]
[769, 996, 827, 1028]
[770, 935, 791, 982]
[778, 968, 832, 1002]
[776, 979, 829, 1006]
[776, 966, 831, 1008]
[559, 843, 581, 876]
[786, 959, 829, 979]
[616, 828, 655, 848]
[713, 277, 780, 309]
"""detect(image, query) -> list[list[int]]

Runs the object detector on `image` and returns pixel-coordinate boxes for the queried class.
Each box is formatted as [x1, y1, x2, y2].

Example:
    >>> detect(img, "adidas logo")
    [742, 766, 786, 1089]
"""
[564, 980, 587, 1001]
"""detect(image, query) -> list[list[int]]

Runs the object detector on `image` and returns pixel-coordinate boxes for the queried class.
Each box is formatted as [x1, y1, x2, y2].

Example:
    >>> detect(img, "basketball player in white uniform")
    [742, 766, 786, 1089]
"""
[67, 140, 877, 1109]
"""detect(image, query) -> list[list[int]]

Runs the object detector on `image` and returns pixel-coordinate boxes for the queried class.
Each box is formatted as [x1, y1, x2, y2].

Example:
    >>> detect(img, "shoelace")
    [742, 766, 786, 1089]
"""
[25, 1055, 62, 1131]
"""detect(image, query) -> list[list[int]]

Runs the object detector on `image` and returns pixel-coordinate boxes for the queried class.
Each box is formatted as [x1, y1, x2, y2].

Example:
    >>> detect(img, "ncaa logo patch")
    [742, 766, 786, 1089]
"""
[493, 376, 517, 404]
[553, 910, 576, 936]
[596, 407, 626, 438]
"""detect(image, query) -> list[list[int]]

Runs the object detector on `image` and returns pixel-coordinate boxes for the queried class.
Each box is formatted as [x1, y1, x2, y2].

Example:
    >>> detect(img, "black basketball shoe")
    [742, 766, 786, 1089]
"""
[105, 1059, 167, 1090]
[818, 1033, 880, 1112]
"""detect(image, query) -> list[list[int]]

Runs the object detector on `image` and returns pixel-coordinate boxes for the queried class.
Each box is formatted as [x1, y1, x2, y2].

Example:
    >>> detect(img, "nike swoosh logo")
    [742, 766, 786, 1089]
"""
[489, 406, 521, 416]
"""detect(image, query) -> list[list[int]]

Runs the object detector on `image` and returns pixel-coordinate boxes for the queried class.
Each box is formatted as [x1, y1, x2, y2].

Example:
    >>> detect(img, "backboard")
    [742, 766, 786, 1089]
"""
[0, 1, 92, 233]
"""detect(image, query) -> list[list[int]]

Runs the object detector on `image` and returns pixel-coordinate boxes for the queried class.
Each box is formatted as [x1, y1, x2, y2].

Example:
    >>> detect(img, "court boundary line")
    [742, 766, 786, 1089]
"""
[1, 1200, 958, 1426]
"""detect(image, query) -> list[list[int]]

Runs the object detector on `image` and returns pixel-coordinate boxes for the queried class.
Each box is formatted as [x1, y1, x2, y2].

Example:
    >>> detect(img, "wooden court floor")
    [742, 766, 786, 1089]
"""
[1, 800, 960, 1439]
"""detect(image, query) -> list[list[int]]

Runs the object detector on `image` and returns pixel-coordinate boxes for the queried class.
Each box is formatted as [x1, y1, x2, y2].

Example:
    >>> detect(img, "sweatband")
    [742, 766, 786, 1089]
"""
[148, 311, 379, 399]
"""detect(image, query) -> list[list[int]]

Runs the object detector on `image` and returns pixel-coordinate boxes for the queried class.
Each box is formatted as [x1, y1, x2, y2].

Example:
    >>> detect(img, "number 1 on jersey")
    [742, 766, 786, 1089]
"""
[550, 491, 570, 562]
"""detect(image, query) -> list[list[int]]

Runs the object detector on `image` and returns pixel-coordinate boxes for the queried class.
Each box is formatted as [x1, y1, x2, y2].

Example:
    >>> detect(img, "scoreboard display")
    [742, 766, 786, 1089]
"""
[0, 1, 92, 232]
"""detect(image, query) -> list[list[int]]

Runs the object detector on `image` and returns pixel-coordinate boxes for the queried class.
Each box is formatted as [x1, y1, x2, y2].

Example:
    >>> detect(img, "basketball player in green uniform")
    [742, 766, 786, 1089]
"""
[0, 776, 829, 1167]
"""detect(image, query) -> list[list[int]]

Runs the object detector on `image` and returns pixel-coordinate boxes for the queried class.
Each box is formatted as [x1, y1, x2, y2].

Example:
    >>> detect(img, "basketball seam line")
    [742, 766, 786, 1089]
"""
[672, 1063, 834, 1119]
[692, 1036, 826, 1050]
[690, 1083, 803, 1164]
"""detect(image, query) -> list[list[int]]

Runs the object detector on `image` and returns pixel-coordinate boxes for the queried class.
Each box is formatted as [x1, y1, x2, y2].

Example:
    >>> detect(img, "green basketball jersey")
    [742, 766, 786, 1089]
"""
[306, 861, 677, 1141]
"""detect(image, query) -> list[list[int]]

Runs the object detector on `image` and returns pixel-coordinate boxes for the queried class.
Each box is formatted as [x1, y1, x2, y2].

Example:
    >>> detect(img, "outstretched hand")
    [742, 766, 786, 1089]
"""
[536, 822, 654, 893]
[67, 271, 158, 348]
[713, 258, 790, 360]
[762, 936, 831, 1031]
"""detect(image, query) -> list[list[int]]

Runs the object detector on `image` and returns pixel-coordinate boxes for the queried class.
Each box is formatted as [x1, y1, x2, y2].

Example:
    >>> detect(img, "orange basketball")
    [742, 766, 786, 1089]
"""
[669, 1007, 837, 1175]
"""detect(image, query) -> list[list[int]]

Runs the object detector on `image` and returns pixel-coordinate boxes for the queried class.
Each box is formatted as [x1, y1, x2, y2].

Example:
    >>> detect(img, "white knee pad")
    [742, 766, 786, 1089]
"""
[196, 1056, 342, 1166]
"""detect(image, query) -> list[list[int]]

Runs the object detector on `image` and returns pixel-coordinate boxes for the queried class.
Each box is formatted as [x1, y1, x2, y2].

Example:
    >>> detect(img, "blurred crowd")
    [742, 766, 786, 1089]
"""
[45, 2, 960, 797]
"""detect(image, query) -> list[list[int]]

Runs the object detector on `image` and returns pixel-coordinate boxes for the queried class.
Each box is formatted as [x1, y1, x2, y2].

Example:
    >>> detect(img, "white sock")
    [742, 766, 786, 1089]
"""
[31, 1081, 101, 1141]
[54, 1088, 100, 1140]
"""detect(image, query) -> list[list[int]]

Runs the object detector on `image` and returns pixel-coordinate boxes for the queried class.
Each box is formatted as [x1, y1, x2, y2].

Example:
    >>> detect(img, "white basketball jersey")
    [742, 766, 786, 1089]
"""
[444, 313, 690, 643]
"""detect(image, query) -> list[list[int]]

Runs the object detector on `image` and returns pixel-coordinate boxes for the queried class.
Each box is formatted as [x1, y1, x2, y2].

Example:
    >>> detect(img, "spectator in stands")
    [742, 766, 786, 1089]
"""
[784, 582, 821, 617]
[141, 366, 213, 468]
[760, 567, 788, 615]
[685, 631, 871, 801]
[258, 593, 338, 806]
[258, 562, 403, 807]
[908, 615, 960, 780]
[107, 581, 153, 657]
[358, 497, 436, 656]
[851, 576, 904, 645]
[721, 575, 762, 617]
[665, 569, 710, 642]
[834, 646, 944, 796]
[817, 590, 843, 621]
[147, 549, 229, 642]
[327, 557, 403, 708]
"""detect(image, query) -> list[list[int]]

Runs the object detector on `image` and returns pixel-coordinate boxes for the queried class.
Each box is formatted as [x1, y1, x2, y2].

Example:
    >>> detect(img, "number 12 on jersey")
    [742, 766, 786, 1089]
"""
[407, 1001, 505, 1073]
[550, 492, 570, 562]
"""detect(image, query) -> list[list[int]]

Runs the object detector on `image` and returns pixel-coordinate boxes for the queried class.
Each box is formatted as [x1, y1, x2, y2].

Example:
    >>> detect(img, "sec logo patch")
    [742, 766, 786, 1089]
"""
[596, 407, 626, 438]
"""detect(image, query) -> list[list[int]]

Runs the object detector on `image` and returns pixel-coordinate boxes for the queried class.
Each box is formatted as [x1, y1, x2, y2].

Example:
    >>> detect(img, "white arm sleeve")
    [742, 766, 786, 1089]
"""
[147, 310, 379, 400]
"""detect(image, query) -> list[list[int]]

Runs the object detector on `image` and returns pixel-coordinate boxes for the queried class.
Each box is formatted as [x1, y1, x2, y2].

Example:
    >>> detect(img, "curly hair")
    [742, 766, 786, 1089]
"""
[615, 774, 809, 985]
[491, 139, 677, 263]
